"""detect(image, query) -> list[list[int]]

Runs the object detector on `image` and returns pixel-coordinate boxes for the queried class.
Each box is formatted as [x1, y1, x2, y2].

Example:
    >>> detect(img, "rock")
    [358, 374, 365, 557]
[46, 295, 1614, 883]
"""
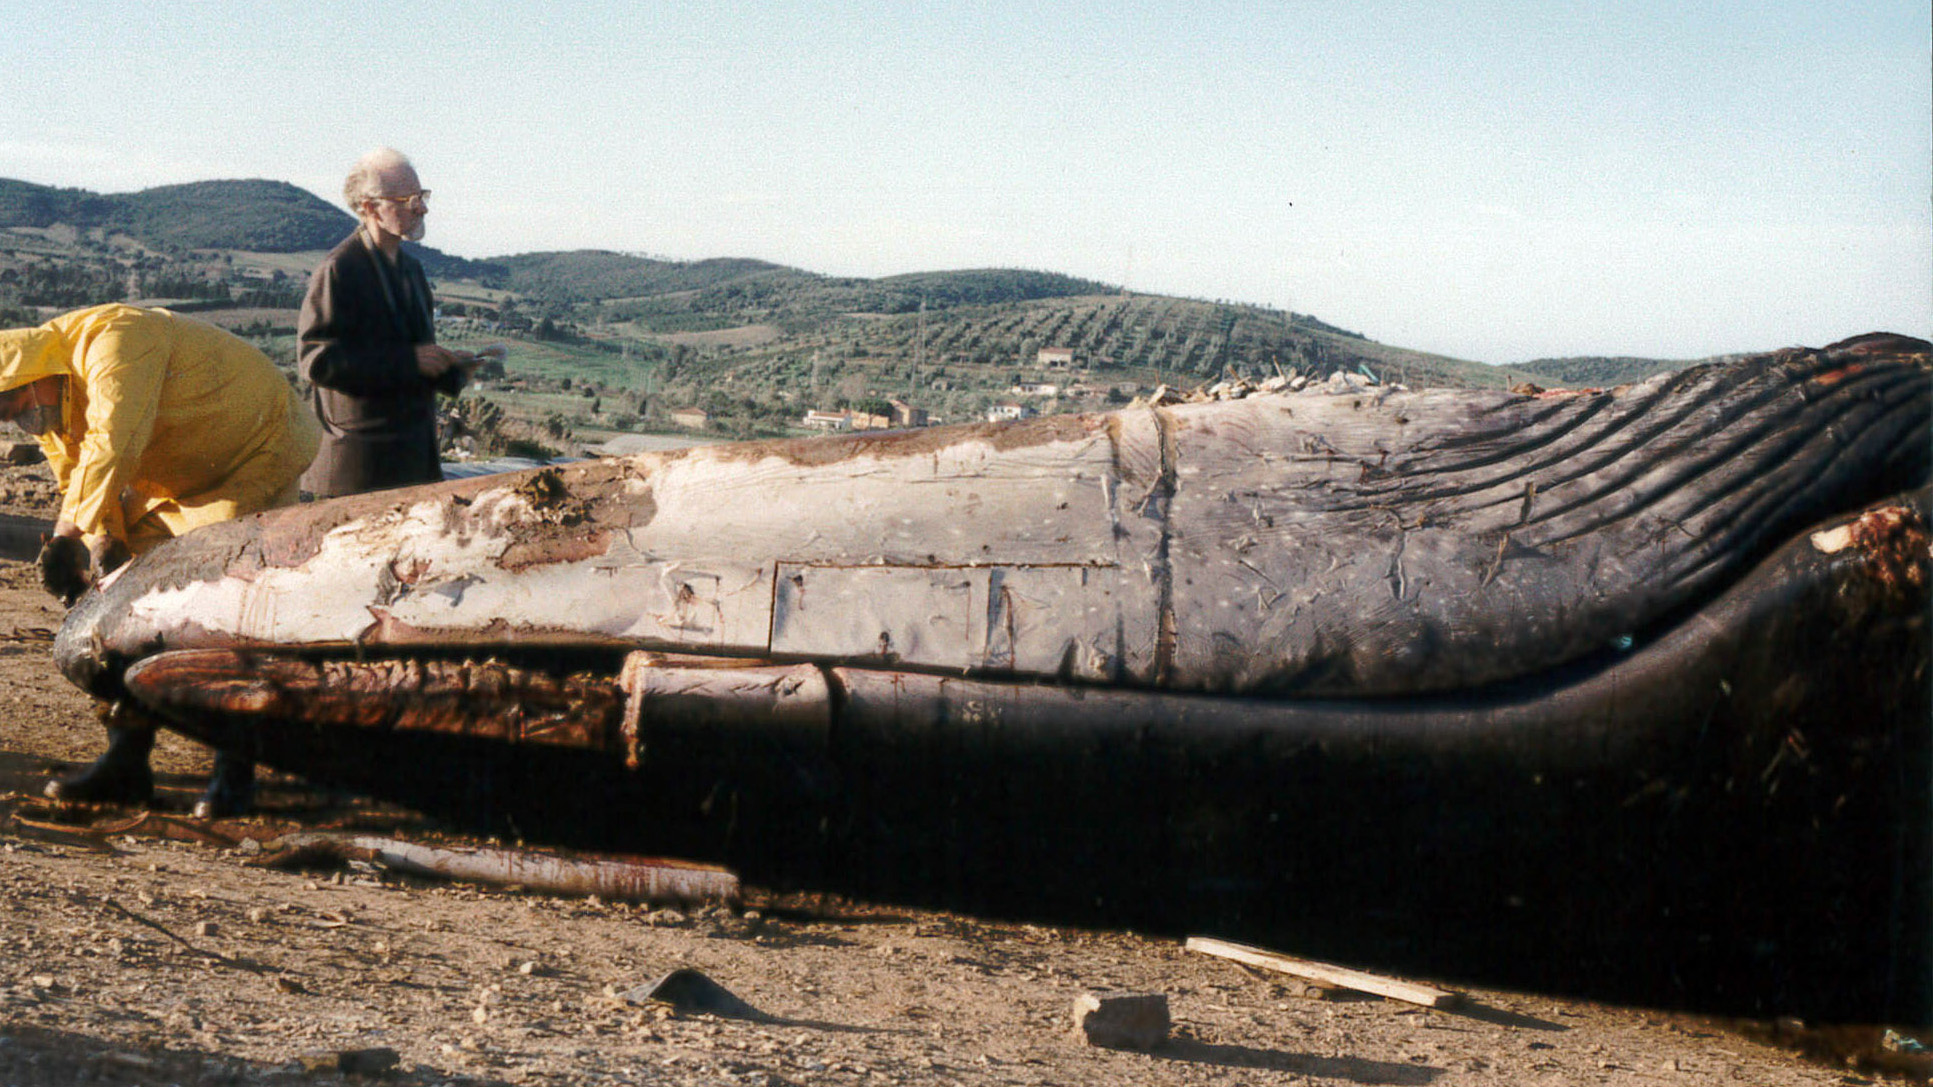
[623, 967, 766, 1021]
[1, 441, 45, 466]
[339, 1047, 401, 1075]
[299, 1048, 399, 1075]
[1071, 991, 1169, 1051]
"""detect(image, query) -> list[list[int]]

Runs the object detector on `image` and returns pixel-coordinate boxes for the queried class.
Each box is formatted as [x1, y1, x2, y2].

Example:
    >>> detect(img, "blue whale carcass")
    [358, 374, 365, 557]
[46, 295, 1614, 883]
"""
[55, 333, 1931, 1020]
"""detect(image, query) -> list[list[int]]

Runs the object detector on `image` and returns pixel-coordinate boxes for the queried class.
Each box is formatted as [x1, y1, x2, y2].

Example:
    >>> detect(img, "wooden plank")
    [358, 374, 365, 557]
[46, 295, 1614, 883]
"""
[1185, 936, 1462, 1008]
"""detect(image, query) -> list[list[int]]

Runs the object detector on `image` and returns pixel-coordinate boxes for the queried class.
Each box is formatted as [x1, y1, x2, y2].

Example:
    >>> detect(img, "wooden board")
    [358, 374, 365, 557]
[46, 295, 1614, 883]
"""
[1185, 935, 1462, 1008]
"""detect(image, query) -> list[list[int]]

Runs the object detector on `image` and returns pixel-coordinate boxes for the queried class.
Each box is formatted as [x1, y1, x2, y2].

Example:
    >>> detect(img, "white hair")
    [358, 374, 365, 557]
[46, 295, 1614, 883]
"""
[342, 147, 415, 210]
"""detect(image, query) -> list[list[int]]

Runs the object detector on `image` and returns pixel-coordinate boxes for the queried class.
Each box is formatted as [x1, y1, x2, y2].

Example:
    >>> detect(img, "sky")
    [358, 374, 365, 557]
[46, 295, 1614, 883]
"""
[1, 1, 1927, 364]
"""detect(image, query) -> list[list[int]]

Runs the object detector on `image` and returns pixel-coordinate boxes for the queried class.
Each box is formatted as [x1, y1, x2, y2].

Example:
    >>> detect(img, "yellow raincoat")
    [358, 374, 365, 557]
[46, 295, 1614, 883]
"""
[0, 304, 320, 554]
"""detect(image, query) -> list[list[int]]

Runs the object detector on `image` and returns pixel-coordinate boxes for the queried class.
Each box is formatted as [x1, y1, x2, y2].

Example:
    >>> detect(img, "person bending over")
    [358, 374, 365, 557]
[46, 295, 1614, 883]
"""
[0, 303, 320, 818]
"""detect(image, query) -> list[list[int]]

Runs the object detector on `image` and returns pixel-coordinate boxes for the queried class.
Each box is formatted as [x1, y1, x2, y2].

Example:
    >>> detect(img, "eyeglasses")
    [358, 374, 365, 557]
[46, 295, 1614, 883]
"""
[372, 190, 430, 206]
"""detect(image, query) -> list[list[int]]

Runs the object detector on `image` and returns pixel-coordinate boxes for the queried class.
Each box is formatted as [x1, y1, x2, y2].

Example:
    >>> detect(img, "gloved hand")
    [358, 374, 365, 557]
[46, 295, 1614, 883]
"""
[36, 530, 128, 606]
[37, 534, 91, 606]
[89, 534, 130, 581]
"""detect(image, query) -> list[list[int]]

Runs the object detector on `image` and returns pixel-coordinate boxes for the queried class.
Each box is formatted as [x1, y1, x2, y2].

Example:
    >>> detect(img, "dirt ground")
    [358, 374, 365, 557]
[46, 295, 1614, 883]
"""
[0, 456, 1924, 1087]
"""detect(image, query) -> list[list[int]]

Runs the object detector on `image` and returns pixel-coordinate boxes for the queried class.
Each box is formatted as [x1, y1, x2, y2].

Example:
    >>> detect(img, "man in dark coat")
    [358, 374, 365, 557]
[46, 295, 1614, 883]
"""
[299, 148, 482, 497]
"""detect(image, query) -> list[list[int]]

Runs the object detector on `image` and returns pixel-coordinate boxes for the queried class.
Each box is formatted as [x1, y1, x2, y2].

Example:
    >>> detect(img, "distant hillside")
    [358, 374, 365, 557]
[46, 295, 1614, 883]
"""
[486, 251, 811, 302]
[0, 178, 349, 252]
[470, 251, 1486, 382]
[482, 253, 1117, 315]
[115, 180, 353, 251]
[1512, 354, 1708, 388]
[0, 175, 1752, 399]
[0, 179, 116, 228]
[0, 177, 488, 278]
[1, 173, 1583, 424]
[862, 269, 1120, 311]
[0, 177, 1510, 385]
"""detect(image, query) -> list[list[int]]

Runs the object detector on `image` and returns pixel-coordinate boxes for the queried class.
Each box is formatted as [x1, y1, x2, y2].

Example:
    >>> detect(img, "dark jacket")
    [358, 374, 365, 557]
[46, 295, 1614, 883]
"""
[297, 229, 464, 497]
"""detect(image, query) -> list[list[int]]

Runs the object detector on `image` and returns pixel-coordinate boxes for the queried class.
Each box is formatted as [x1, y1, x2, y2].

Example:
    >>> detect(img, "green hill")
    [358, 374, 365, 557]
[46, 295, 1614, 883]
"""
[0, 177, 491, 278]
[861, 269, 1120, 310]
[0, 178, 349, 251]
[484, 251, 808, 302]
[478, 252, 1517, 390]
[113, 180, 352, 251]
[0, 179, 117, 228]
[481, 253, 1120, 312]
[1511, 354, 1716, 388]
[0, 176, 1593, 390]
